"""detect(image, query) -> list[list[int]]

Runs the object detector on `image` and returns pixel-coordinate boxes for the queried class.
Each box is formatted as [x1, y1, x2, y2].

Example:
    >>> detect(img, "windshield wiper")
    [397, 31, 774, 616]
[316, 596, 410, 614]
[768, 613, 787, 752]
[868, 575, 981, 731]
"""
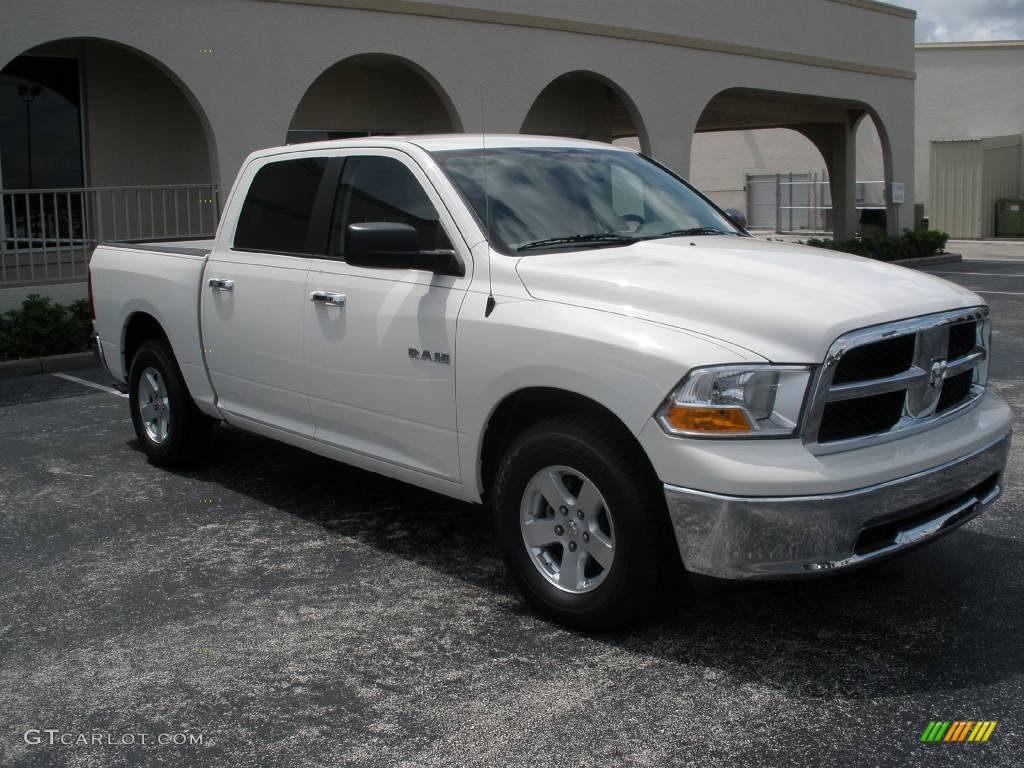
[641, 227, 732, 240]
[516, 232, 637, 253]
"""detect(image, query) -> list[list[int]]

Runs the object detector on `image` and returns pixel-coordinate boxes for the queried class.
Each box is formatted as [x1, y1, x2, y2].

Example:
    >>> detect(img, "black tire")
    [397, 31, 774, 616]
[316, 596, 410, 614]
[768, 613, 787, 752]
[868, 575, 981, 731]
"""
[492, 414, 674, 631]
[128, 338, 214, 468]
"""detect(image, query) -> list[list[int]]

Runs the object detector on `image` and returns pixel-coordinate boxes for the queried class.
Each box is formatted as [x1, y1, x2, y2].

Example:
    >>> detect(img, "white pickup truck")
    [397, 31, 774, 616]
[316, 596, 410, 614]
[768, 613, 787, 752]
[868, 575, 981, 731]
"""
[91, 135, 1013, 629]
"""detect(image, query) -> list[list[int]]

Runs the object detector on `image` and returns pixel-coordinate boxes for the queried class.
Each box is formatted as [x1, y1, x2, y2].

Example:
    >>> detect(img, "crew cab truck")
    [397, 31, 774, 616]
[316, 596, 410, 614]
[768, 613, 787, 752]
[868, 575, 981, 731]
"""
[90, 136, 1013, 630]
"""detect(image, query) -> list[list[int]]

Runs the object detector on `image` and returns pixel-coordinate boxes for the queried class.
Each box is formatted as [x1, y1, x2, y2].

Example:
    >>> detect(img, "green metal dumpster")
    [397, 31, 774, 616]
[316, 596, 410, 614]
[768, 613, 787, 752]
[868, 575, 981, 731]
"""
[996, 200, 1024, 237]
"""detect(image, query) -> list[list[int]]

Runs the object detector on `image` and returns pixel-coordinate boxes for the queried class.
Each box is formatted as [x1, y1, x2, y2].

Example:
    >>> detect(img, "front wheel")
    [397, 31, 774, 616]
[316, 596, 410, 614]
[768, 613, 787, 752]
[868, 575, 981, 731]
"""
[128, 339, 213, 467]
[492, 415, 673, 631]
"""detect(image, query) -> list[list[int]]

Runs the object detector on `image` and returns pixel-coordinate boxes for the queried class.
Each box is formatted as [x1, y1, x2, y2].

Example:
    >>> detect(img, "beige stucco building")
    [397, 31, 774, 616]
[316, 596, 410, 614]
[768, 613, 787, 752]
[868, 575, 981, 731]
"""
[0, 0, 918, 306]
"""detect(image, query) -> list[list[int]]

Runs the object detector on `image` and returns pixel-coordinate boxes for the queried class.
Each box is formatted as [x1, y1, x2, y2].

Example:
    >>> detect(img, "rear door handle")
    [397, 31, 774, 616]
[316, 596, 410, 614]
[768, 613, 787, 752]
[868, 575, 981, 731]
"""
[208, 278, 234, 291]
[310, 290, 346, 307]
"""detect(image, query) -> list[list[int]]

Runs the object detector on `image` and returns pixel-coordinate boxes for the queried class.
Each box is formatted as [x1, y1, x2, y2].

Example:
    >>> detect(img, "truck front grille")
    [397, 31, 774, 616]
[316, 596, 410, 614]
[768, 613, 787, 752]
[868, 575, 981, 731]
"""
[948, 320, 978, 359]
[937, 371, 973, 413]
[804, 308, 990, 454]
[831, 335, 915, 385]
[818, 391, 906, 443]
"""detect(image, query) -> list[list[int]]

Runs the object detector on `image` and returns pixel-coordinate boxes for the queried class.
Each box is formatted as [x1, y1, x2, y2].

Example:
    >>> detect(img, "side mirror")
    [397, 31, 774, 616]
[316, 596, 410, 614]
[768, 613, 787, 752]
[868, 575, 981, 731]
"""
[723, 208, 747, 230]
[345, 222, 463, 276]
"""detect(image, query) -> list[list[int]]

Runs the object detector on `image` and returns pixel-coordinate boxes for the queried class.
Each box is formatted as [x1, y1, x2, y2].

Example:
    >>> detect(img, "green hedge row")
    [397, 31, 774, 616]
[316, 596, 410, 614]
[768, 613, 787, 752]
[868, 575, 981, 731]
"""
[805, 229, 949, 262]
[0, 294, 92, 362]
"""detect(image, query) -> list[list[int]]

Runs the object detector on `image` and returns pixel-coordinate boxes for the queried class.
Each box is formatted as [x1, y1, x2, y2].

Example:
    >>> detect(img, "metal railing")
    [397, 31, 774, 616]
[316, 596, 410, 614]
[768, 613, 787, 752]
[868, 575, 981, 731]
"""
[777, 173, 832, 234]
[0, 184, 219, 286]
[745, 173, 887, 234]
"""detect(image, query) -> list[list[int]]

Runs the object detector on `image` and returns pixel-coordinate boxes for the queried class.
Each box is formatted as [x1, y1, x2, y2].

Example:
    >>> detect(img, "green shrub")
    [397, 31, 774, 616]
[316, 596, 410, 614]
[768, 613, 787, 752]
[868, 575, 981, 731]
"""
[0, 294, 92, 362]
[804, 229, 949, 262]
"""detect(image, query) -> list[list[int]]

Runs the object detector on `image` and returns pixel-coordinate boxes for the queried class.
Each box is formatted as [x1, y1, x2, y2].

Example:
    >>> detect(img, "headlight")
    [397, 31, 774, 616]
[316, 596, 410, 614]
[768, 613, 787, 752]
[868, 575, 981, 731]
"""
[657, 365, 813, 437]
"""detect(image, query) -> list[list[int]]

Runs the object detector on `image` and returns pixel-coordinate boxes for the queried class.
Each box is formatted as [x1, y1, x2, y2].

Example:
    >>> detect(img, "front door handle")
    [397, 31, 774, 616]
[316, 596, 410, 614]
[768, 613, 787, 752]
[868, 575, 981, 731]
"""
[208, 278, 235, 291]
[310, 290, 346, 307]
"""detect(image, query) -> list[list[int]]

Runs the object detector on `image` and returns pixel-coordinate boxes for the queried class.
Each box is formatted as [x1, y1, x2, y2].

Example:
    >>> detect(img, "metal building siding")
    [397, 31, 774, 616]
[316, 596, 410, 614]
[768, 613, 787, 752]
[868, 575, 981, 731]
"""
[931, 136, 1023, 239]
[930, 140, 983, 239]
[746, 174, 778, 229]
[981, 139, 1022, 238]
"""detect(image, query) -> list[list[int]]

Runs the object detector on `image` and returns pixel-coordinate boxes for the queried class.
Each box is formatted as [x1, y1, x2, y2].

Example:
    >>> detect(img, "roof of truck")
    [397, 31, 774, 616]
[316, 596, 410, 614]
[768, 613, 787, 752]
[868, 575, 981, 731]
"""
[248, 134, 637, 161]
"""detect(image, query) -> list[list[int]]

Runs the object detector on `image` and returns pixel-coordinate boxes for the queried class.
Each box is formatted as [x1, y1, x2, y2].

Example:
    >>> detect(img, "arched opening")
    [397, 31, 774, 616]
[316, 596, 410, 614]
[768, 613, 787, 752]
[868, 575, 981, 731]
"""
[1, 38, 218, 285]
[689, 87, 890, 238]
[520, 71, 647, 151]
[853, 110, 893, 231]
[690, 128, 831, 231]
[287, 54, 461, 143]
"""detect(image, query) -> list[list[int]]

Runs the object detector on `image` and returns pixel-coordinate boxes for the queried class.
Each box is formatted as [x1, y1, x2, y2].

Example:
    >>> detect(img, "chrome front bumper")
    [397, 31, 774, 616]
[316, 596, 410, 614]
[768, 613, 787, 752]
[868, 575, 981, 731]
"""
[664, 432, 1011, 579]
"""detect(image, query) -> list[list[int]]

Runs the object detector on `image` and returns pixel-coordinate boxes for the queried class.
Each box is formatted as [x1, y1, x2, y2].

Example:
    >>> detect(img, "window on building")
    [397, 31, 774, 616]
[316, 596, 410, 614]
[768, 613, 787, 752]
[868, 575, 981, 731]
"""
[233, 157, 327, 254]
[0, 56, 84, 191]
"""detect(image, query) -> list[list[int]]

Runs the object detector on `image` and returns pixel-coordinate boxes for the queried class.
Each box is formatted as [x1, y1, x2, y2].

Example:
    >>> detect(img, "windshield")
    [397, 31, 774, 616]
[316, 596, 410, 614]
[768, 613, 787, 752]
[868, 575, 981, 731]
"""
[431, 147, 743, 254]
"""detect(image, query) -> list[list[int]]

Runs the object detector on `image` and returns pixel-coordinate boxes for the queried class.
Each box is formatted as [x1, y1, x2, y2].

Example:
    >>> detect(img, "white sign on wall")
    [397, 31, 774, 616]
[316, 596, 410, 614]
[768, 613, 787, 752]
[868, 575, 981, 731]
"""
[891, 182, 905, 205]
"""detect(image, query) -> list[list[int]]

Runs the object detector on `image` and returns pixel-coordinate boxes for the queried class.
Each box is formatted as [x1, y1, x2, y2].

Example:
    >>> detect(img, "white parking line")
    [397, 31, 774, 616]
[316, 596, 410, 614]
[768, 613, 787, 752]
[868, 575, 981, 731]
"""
[51, 372, 128, 398]
[972, 290, 1024, 297]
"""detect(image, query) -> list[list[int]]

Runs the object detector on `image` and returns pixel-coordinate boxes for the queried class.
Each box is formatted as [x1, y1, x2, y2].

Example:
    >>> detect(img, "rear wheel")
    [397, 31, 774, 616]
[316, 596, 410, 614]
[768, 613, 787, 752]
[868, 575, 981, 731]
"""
[128, 339, 213, 467]
[492, 414, 672, 630]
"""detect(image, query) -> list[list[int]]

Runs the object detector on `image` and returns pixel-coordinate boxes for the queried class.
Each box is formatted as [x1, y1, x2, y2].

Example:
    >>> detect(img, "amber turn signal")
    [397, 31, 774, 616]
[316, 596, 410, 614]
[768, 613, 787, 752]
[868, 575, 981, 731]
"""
[663, 405, 752, 434]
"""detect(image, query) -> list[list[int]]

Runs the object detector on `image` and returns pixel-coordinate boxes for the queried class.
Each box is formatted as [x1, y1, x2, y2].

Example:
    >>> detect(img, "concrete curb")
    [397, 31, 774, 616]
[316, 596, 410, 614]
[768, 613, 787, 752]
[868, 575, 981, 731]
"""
[0, 351, 97, 380]
[890, 253, 962, 268]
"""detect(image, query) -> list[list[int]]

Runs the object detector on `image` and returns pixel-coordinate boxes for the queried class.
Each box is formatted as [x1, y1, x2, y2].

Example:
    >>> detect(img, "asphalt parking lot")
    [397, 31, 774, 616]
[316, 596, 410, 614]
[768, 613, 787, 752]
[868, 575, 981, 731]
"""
[1, 249, 1022, 767]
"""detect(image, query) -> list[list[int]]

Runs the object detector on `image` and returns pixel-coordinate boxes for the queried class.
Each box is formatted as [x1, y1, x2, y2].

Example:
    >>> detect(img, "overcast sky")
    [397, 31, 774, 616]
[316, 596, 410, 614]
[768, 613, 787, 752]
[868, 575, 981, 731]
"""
[910, 0, 1024, 41]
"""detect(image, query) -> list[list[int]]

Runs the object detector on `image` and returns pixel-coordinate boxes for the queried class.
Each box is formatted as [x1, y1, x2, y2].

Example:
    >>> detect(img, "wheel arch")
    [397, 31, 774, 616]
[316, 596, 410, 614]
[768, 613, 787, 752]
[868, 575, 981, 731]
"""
[122, 311, 171, 377]
[478, 386, 657, 502]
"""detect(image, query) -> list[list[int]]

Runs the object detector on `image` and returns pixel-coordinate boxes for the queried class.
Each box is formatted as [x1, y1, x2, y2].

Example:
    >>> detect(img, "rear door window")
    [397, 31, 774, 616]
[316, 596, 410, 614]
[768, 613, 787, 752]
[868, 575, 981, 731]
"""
[234, 157, 328, 255]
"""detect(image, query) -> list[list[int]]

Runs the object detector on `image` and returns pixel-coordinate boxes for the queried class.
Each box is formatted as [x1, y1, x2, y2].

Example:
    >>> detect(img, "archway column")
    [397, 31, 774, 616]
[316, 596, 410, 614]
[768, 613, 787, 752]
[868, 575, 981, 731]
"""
[204, 103, 290, 205]
[800, 116, 860, 241]
[642, 100, 704, 177]
[825, 119, 860, 242]
[647, 134, 692, 179]
[875, 108, 913, 236]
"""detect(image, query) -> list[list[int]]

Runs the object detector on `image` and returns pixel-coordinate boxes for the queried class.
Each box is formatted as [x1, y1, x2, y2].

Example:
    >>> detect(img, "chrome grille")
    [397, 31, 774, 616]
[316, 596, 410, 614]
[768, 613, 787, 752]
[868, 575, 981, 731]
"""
[831, 335, 915, 385]
[804, 308, 990, 454]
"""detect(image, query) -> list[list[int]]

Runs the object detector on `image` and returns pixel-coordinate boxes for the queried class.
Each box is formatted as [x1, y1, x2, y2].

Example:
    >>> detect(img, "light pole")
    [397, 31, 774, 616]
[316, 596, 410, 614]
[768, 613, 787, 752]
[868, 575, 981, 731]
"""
[17, 84, 42, 189]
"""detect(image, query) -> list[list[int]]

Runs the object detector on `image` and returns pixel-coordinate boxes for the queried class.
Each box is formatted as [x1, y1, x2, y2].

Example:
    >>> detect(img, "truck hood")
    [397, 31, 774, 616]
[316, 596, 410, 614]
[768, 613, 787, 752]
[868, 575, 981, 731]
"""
[514, 236, 983, 362]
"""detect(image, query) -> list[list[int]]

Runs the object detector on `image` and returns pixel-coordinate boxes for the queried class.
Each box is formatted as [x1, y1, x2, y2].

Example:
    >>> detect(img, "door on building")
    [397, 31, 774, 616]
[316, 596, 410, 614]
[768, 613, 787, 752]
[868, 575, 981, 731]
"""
[745, 173, 777, 230]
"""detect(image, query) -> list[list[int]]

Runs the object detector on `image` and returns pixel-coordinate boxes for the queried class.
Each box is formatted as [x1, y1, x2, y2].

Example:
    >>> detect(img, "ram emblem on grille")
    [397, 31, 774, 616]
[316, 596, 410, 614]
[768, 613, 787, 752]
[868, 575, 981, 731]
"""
[928, 359, 948, 390]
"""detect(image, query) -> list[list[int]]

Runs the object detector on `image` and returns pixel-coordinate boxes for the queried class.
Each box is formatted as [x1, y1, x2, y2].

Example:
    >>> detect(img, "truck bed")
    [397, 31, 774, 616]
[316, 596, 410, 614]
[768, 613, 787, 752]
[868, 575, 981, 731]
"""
[90, 238, 216, 410]
[98, 239, 215, 257]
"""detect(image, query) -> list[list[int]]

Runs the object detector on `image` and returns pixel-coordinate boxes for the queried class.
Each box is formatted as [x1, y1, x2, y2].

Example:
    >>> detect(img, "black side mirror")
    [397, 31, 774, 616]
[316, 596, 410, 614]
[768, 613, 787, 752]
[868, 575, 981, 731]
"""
[345, 222, 463, 276]
[724, 208, 748, 230]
